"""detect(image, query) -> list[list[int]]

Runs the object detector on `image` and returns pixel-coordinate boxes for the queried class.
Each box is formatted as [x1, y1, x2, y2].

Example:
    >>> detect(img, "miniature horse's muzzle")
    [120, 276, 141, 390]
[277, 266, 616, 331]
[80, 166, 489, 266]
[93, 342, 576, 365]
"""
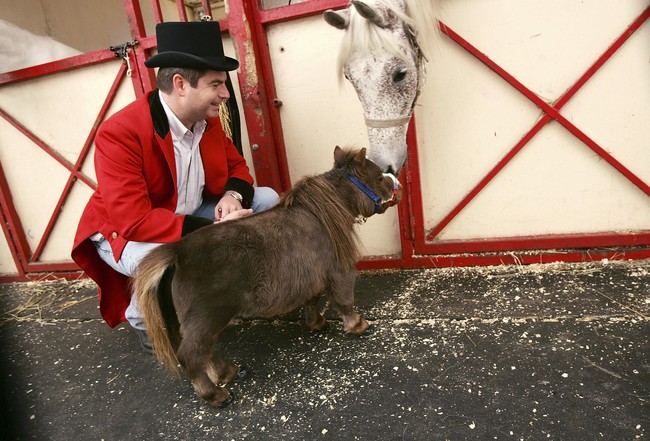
[348, 173, 401, 214]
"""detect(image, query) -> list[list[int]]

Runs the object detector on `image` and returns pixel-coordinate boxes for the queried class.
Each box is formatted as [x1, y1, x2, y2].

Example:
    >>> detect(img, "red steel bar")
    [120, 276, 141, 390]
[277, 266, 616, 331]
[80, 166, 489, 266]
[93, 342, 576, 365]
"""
[0, 50, 114, 87]
[358, 246, 650, 271]
[122, 0, 150, 97]
[0, 163, 30, 275]
[258, 0, 349, 24]
[445, 17, 650, 197]
[174, 0, 189, 21]
[150, 0, 164, 23]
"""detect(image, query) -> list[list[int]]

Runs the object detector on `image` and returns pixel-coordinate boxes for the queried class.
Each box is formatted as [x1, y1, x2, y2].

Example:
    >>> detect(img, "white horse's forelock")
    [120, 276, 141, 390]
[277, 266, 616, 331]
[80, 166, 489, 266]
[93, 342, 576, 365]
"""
[404, 0, 440, 59]
[336, 0, 440, 80]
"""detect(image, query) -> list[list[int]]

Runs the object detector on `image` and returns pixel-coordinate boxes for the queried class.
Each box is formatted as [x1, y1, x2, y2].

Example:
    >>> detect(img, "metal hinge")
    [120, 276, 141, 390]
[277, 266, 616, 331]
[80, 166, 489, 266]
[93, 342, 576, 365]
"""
[109, 40, 139, 77]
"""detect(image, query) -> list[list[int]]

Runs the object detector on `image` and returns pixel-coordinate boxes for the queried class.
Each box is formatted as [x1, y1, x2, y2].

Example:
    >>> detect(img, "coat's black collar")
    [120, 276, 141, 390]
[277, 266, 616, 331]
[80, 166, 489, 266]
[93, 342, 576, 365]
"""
[148, 90, 170, 139]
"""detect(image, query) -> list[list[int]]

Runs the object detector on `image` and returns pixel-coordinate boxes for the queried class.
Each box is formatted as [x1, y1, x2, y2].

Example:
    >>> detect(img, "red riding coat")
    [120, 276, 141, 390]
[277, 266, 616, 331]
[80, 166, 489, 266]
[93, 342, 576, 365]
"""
[72, 90, 254, 327]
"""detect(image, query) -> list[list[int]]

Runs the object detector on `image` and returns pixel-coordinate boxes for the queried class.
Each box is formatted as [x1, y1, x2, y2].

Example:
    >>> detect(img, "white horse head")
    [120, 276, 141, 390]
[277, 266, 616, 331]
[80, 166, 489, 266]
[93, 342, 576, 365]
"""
[325, 0, 439, 173]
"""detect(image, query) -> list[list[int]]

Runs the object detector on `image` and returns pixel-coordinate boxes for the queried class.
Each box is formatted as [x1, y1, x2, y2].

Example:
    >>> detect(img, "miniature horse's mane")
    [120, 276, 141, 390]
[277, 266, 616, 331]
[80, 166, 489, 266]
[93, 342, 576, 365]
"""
[336, 0, 439, 78]
[280, 169, 360, 270]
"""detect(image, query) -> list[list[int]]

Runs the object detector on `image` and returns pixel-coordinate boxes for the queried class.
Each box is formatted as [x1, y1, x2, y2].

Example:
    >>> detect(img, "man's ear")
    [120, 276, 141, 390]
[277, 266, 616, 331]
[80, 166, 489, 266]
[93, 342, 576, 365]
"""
[172, 73, 186, 94]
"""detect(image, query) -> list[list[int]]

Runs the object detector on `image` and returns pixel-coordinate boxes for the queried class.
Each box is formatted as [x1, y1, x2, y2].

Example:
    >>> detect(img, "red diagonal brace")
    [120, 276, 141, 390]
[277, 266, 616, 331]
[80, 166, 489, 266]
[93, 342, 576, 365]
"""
[427, 8, 650, 241]
[0, 108, 96, 189]
[31, 63, 127, 261]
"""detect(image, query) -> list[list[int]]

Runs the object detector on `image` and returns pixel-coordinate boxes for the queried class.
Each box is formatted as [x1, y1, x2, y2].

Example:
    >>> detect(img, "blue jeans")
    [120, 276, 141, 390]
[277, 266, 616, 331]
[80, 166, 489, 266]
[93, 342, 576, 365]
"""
[92, 187, 279, 330]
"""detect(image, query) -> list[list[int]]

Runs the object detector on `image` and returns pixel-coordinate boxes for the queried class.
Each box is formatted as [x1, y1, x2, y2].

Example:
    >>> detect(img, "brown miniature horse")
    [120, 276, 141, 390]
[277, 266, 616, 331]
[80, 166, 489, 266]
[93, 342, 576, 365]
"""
[133, 146, 401, 407]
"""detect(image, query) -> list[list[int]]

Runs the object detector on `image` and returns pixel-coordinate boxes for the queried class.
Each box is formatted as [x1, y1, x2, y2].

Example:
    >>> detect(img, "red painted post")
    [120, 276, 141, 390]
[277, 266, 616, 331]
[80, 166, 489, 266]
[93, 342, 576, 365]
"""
[226, 0, 290, 192]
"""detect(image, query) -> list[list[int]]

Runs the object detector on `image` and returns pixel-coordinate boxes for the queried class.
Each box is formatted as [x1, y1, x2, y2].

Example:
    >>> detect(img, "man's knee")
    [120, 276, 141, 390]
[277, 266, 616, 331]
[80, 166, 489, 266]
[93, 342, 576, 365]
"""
[253, 187, 279, 212]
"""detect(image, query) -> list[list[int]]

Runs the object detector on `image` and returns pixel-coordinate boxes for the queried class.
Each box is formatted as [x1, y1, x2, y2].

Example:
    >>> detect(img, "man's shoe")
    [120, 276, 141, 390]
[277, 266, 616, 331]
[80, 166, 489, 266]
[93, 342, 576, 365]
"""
[133, 328, 154, 355]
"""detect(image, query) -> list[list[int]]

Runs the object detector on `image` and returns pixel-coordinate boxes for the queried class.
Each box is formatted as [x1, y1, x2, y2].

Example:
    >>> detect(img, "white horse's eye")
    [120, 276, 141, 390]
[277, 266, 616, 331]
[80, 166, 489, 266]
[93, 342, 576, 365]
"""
[392, 66, 408, 83]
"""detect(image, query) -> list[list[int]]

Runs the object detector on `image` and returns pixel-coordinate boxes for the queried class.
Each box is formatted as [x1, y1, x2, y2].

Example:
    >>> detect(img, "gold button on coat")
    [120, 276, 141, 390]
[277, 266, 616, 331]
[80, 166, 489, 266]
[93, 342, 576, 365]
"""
[111, 232, 118, 239]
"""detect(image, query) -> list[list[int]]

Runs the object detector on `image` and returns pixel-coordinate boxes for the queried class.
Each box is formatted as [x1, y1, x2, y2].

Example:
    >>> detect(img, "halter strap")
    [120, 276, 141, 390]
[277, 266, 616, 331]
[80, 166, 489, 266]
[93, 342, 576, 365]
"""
[348, 173, 400, 214]
[365, 114, 412, 128]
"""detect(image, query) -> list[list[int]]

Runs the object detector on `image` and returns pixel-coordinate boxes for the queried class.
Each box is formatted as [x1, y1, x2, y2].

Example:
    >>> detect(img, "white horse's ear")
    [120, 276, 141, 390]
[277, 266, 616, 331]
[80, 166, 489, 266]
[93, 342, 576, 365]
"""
[324, 9, 350, 30]
[351, 0, 387, 28]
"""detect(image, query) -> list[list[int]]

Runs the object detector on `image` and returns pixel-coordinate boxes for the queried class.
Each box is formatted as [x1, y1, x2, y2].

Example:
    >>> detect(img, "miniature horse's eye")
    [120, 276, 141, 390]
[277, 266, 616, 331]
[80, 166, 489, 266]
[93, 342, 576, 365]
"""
[392, 66, 408, 83]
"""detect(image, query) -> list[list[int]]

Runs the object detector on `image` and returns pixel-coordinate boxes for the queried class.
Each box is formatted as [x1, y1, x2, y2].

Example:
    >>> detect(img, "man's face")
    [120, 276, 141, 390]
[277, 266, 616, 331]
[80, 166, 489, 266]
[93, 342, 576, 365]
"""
[183, 70, 230, 122]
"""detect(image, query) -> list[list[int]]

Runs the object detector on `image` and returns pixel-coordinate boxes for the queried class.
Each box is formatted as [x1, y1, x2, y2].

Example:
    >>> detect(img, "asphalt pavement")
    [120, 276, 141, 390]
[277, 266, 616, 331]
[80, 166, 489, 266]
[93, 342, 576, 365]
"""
[0, 259, 648, 440]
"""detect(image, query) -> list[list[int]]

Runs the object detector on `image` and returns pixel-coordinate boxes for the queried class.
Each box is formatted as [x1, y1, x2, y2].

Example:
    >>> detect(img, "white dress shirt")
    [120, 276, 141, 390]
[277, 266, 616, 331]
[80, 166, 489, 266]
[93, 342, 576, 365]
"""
[159, 90, 206, 215]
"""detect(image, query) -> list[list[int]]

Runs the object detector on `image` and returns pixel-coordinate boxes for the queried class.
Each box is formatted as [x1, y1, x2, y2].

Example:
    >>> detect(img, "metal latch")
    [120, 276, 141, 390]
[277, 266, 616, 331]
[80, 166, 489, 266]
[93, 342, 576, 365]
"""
[109, 40, 139, 77]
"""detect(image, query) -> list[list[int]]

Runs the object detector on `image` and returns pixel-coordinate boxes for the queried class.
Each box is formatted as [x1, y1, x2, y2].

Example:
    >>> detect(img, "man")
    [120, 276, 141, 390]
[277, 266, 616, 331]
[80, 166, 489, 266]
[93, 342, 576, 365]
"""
[71, 21, 278, 352]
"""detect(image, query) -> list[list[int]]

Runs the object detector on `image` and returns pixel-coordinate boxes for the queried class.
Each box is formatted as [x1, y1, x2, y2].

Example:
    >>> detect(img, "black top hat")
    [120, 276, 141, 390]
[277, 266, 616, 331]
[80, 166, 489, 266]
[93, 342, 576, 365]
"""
[144, 21, 239, 71]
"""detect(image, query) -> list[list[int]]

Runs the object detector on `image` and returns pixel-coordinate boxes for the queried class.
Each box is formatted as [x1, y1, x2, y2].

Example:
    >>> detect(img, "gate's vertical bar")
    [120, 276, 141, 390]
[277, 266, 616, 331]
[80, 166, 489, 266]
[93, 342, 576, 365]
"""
[226, 0, 290, 192]
[150, 0, 164, 23]
[123, 0, 155, 94]
[397, 115, 424, 266]
[174, 0, 189, 21]
[0, 163, 30, 276]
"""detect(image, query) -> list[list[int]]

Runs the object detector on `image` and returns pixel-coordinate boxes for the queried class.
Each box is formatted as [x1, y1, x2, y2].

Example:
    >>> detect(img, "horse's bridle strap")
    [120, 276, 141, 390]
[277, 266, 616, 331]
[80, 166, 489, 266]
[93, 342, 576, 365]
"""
[365, 114, 412, 128]
[348, 173, 399, 214]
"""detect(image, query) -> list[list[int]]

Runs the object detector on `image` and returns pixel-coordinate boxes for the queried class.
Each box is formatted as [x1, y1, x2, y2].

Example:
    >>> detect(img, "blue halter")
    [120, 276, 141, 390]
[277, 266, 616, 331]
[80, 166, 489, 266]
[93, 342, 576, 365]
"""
[348, 174, 399, 214]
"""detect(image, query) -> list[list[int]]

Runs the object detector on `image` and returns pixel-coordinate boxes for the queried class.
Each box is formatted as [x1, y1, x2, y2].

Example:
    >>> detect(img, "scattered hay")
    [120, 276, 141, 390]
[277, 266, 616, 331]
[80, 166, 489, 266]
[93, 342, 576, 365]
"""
[0, 278, 96, 326]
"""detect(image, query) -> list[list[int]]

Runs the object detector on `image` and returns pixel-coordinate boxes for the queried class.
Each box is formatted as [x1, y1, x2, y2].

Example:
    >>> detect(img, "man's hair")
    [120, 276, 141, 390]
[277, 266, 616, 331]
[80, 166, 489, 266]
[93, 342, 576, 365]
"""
[156, 67, 207, 93]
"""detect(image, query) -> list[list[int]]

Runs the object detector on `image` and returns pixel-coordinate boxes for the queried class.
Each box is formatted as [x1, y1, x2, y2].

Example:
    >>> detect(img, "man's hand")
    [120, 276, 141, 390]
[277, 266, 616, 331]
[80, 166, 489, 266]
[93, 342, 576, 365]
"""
[215, 208, 253, 223]
[215, 193, 243, 220]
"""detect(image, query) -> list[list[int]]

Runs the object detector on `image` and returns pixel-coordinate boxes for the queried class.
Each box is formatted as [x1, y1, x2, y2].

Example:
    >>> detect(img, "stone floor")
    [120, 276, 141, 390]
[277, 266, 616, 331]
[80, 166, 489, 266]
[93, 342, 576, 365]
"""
[0, 259, 648, 440]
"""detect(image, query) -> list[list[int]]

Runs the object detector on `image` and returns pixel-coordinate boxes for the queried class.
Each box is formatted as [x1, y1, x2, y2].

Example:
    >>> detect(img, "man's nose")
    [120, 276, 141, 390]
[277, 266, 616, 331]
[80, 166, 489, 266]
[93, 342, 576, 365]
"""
[220, 84, 230, 99]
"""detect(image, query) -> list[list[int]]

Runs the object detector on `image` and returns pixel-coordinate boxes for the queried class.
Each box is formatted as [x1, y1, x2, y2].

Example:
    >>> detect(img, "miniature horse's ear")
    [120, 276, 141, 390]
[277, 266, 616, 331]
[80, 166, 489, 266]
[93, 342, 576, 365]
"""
[354, 148, 367, 168]
[334, 145, 345, 167]
[324, 9, 350, 30]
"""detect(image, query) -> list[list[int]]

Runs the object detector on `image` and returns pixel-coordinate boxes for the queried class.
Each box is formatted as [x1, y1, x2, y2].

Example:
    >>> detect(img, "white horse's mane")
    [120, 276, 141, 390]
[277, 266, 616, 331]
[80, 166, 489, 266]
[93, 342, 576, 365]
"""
[336, 0, 440, 77]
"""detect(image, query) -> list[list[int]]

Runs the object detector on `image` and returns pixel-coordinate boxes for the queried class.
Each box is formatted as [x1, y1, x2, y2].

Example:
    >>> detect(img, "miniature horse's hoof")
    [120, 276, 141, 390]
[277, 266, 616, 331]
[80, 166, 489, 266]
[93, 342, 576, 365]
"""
[348, 325, 373, 337]
[217, 391, 235, 409]
[345, 316, 370, 335]
[311, 321, 329, 333]
[234, 366, 249, 382]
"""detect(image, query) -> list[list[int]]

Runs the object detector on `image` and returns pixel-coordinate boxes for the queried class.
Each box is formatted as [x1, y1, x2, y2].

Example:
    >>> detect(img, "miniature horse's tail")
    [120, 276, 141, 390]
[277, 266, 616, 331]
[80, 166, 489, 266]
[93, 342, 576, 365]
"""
[132, 244, 182, 376]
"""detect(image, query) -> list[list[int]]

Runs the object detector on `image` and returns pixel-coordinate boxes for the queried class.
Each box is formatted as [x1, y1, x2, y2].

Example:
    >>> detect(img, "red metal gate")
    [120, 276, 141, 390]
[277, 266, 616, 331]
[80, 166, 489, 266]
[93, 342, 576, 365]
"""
[1, 0, 648, 282]
[395, 6, 650, 269]
[0, 0, 150, 281]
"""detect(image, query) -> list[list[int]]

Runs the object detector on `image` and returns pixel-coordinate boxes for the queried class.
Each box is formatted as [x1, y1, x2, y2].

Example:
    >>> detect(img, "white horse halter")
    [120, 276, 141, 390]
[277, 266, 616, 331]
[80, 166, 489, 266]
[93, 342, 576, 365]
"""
[365, 114, 413, 128]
